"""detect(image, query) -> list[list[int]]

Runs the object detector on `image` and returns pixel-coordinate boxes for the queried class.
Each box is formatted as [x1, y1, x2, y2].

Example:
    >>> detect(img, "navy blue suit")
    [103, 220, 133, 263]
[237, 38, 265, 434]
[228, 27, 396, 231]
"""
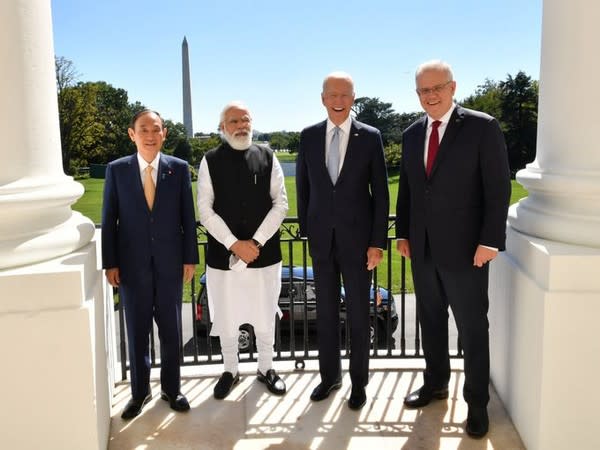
[102, 153, 199, 400]
[296, 119, 389, 387]
[396, 106, 511, 406]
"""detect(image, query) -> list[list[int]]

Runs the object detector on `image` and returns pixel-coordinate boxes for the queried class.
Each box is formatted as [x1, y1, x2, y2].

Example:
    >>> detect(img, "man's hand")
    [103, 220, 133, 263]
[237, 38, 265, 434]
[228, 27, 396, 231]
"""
[183, 264, 196, 283]
[105, 267, 120, 287]
[366, 247, 383, 271]
[396, 239, 411, 258]
[473, 245, 498, 267]
[230, 239, 260, 264]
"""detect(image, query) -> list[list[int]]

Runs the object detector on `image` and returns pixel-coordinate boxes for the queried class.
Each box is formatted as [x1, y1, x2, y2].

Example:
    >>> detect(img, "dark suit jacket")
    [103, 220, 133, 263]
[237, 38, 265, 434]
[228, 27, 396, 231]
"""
[395, 106, 511, 268]
[101, 153, 199, 282]
[296, 119, 389, 261]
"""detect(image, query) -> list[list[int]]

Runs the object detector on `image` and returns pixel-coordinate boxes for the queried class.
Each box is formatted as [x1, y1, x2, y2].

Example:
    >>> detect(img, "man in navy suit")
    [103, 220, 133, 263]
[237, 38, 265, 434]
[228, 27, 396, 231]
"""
[296, 72, 389, 410]
[102, 109, 199, 419]
[395, 61, 511, 437]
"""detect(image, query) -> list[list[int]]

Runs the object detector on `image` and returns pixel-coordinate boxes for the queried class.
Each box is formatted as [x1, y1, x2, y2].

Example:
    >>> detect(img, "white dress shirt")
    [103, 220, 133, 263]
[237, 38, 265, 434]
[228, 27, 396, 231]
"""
[325, 116, 352, 177]
[423, 104, 456, 167]
[137, 152, 160, 186]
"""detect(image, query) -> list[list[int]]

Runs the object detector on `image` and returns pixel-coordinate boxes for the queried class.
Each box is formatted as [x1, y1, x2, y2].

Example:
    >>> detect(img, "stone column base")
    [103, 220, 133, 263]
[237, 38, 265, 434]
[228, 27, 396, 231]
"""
[0, 232, 115, 450]
[489, 226, 600, 450]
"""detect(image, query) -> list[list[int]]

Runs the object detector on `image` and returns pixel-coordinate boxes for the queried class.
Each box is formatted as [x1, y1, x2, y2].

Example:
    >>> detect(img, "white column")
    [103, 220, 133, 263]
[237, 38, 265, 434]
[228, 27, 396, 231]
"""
[0, 2, 112, 449]
[508, 0, 600, 247]
[490, 1, 600, 449]
[0, 0, 94, 270]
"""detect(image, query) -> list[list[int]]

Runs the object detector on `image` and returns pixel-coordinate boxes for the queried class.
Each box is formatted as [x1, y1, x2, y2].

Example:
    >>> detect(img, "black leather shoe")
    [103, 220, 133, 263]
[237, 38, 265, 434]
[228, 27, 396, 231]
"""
[348, 386, 367, 410]
[310, 379, 342, 401]
[403, 386, 449, 408]
[466, 406, 489, 438]
[214, 371, 240, 399]
[160, 392, 190, 412]
[257, 369, 286, 395]
[121, 393, 152, 420]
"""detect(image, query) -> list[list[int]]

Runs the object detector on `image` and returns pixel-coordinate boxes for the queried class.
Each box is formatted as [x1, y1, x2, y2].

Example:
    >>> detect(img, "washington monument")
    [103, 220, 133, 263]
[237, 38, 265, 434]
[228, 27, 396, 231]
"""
[182, 36, 193, 137]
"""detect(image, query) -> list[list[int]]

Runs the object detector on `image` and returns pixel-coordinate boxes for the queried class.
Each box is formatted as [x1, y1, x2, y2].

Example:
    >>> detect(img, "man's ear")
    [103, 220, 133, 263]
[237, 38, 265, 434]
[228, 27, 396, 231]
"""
[163, 128, 168, 139]
[127, 128, 135, 142]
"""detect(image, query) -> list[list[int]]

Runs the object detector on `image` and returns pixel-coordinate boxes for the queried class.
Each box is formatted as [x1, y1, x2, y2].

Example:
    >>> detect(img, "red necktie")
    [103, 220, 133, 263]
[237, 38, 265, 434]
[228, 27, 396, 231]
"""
[426, 120, 441, 177]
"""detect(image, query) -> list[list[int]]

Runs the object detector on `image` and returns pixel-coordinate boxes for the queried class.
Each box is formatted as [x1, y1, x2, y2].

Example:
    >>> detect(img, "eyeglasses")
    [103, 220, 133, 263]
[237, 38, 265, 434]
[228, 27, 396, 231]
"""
[416, 80, 452, 96]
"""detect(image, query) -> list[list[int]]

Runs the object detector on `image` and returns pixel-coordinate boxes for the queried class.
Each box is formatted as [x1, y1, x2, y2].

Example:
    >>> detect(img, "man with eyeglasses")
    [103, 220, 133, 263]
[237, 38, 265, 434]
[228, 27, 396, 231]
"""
[395, 60, 511, 438]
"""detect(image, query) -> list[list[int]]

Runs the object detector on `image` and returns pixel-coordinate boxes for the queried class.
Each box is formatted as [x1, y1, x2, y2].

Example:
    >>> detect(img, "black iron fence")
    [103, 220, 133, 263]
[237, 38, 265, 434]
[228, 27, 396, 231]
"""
[116, 216, 462, 380]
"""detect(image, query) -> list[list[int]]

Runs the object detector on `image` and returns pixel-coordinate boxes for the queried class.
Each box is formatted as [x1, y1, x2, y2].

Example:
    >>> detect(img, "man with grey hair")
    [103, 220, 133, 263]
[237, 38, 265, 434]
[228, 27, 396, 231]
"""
[197, 101, 288, 399]
[395, 60, 511, 438]
[297, 72, 389, 410]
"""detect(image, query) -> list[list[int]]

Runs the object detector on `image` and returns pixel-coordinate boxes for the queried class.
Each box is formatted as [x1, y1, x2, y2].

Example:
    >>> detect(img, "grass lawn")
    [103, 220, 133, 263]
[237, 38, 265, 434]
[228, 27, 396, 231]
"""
[75, 175, 527, 296]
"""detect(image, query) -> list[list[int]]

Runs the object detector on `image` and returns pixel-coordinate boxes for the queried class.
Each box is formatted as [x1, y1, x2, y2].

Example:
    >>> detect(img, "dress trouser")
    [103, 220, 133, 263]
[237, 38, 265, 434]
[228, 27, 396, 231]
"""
[121, 261, 183, 399]
[411, 240, 490, 407]
[313, 233, 372, 388]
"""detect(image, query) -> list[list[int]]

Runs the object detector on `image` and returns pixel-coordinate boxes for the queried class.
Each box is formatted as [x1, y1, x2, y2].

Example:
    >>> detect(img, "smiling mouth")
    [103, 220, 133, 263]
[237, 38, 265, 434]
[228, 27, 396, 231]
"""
[332, 107, 345, 112]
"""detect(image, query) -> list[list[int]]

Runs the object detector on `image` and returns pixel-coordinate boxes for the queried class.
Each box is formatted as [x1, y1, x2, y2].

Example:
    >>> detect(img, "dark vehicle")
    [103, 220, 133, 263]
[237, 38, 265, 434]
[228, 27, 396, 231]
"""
[195, 266, 398, 352]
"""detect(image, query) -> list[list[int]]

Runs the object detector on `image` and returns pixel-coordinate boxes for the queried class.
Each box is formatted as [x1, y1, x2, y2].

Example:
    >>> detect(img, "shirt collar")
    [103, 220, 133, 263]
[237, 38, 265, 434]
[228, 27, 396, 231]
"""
[326, 116, 352, 135]
[427, 103, 456, 128]
[137, 152, 160, 171]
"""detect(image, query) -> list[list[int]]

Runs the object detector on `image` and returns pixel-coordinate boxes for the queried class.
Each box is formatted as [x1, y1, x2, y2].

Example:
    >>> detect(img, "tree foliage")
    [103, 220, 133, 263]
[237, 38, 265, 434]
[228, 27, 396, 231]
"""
[352, 97, 403, 145]
[461, 71, 538, 175]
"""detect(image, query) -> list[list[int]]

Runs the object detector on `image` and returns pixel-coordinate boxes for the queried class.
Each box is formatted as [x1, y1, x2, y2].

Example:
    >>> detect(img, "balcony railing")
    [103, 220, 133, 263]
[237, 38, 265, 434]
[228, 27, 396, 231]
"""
[115, 216, 462, 380]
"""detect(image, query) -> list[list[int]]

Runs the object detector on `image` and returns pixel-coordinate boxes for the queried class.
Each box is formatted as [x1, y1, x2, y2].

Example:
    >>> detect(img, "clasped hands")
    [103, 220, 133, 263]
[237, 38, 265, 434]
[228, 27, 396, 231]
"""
[230, 239, 261, 264]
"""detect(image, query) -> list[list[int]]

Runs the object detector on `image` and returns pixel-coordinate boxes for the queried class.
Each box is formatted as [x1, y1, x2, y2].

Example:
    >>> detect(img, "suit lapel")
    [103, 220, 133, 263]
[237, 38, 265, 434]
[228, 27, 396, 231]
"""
[413, 117, 428, 179]
[429, 106, 465, 177]
[129, 154, 148, 208]
[337, 120, 361, 184]
[155, 154, 173, 211]
[314, 121, 329, 180]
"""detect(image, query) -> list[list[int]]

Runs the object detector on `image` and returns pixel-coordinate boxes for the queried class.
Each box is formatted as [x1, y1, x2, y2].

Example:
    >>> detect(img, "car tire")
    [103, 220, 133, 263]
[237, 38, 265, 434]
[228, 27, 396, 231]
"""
[238, 324, 256, 353]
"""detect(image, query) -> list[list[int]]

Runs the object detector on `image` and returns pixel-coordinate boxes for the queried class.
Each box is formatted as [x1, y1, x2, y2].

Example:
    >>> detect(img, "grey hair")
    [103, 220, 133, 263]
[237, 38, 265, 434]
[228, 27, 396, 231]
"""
[219, 101, 251, 127]
[322, 71, 355, 94]
[415, 60, 454, 82]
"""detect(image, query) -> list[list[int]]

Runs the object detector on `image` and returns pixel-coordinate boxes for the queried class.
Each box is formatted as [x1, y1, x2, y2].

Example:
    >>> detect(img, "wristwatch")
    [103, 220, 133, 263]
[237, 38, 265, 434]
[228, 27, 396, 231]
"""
[252, 239, 262, 248]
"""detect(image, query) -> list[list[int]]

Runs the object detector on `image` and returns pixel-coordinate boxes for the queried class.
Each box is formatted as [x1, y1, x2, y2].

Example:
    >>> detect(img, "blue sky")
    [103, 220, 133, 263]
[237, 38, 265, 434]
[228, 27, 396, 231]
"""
[51, 0, 542, 133]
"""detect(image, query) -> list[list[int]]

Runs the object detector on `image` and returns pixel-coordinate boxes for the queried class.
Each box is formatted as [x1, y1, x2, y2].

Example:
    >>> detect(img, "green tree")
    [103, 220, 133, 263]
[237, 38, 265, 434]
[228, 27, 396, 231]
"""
[163, 120, 188, 151]
[461, 79, 502, 119]
[499, 72, 538, 175]
[173, 137, 192, 162]
[190, 134, 221, 167]
[384, 142, 402, 169]
[352, 97, 402, 145]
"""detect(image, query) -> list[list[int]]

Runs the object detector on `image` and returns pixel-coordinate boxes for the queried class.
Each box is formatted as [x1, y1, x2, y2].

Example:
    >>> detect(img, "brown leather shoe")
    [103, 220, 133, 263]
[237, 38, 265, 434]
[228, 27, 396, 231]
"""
[403, 386, 449, 408]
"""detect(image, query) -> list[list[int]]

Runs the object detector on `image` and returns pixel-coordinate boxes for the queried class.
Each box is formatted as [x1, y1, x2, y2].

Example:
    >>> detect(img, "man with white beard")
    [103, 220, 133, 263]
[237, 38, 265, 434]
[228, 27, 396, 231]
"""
[197, 101, 288, 399]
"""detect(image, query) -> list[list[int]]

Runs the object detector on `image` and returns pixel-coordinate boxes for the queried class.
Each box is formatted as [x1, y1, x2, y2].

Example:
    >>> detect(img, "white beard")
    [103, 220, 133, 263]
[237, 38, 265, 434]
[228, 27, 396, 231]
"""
[223, 129, 253, 150]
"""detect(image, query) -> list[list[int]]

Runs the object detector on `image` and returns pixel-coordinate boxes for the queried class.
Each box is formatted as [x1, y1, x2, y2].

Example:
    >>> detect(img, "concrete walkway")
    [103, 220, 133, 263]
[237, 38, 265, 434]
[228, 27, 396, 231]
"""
[107, 359, 525, 450]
